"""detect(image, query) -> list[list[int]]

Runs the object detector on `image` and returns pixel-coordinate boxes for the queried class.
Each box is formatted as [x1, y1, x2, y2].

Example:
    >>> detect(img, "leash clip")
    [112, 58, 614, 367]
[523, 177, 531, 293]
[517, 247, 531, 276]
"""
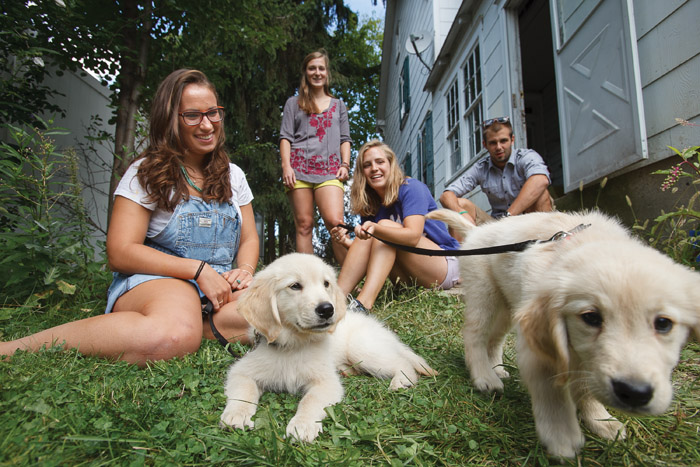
[540, 223, 591, 244]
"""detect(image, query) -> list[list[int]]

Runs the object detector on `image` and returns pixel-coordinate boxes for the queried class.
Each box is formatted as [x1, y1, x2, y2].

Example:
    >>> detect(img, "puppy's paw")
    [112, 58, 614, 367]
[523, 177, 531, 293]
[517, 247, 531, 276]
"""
[220, 402, 256, 430]
[493, 365, 510, 379]
[543, 430, 586, 459]
[389, 371, 417, 390]
[585, 416, 626, 441]
[472, 373, 505, 393]
[285, 415, 322, 442]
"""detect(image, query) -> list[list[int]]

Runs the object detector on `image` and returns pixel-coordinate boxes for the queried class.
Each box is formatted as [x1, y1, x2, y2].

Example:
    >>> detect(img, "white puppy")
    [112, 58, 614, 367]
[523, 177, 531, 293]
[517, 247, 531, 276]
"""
[427, 209, 700, 458]
[220, 253, 437, 442]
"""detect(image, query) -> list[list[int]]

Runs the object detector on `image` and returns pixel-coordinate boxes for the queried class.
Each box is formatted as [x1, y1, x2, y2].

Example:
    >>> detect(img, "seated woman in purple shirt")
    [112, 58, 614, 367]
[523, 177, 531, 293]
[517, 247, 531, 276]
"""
[330, 140, 460, 313]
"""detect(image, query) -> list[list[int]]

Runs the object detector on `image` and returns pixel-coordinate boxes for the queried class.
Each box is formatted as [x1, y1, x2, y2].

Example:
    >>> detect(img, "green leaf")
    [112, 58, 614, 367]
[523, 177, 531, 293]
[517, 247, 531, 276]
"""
[56, 280, 77, 295]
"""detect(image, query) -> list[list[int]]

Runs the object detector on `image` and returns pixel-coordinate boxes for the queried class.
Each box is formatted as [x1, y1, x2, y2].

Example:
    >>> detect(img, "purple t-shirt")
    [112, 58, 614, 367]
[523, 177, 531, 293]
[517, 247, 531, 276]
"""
[361, 178, 459, 251]
[279, 96, 352, 184]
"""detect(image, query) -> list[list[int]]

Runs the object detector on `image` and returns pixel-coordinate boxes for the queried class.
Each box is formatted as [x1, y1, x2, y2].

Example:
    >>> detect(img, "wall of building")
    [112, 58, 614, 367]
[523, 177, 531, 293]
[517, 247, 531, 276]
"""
[41, 69, 115, 240]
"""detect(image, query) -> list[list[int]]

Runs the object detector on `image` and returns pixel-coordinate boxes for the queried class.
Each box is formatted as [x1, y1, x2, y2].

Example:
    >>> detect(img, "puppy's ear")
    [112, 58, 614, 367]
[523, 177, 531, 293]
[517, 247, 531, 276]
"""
[236, 275, 283, 343]
[516, 294, 570, 385]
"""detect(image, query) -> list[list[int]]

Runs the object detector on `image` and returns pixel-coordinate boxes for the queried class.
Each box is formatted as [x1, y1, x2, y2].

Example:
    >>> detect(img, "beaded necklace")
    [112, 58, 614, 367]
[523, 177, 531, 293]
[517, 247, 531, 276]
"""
[180, 165, 203, 192]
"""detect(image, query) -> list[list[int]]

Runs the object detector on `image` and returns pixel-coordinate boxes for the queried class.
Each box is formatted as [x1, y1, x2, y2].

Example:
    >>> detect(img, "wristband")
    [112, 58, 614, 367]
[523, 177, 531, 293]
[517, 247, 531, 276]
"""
[340, 162, 350, 169]
[459, 210, 469, 215]
[193, 260, 206, 281]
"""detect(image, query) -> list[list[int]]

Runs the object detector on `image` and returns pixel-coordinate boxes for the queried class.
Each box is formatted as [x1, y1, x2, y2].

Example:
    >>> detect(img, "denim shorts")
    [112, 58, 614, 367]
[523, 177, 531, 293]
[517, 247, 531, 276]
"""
[104, 273, 204, 314]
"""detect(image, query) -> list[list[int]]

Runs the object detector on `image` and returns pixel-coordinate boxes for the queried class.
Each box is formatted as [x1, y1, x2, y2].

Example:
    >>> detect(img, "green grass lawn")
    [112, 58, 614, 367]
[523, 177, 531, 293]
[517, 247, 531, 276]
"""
[1, 285, 699, 466]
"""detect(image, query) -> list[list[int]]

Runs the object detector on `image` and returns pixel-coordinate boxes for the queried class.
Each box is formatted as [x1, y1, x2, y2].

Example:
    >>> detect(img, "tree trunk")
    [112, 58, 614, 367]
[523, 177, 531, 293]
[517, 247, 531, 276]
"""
[107, 0, 152, 222]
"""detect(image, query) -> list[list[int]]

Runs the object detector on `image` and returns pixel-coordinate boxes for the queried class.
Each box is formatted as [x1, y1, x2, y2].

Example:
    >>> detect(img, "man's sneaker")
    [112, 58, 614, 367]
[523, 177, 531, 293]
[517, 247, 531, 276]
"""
[347, 296, 369, 314]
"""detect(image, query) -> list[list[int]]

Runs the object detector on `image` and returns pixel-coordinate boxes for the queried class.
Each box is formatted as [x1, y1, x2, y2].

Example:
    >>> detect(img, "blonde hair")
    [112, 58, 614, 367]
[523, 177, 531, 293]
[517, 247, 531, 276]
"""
[297, 50, 333, 114]
[350, 140, 406, 217]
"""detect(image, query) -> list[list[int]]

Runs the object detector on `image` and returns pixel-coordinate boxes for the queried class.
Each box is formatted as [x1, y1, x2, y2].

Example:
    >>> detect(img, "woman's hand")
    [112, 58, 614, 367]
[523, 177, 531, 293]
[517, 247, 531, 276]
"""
[330, 226, 352, 248]
[222, 268, 253, 291]
[282, 165, 296, 189]
[195, 263, 234, 311]
[335, 165, 349, 182]
[355, 221, 375, 240]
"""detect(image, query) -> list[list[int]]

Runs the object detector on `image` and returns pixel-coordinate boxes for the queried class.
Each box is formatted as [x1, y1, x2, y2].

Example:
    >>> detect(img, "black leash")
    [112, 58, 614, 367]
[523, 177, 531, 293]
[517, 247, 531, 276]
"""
[201, 298, 241, 358]
[336, 223, 590, 257]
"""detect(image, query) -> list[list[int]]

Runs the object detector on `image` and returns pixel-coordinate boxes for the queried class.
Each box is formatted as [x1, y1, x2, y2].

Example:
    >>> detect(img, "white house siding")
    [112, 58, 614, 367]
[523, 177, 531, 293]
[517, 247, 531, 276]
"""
[430, 0, 511, 209]
[633, 0, 700, 161]
[378, 0, 459, 190]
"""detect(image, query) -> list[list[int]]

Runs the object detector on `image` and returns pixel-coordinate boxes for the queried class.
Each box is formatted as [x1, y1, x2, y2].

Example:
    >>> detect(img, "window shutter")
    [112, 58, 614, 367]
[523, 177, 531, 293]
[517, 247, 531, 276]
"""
[423, 113, 434, 195]
[403, 57, 411, 114]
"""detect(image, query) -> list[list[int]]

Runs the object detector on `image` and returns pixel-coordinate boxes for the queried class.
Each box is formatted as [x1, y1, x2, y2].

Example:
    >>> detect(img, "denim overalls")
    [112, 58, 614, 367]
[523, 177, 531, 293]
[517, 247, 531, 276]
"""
[105, 196, 241, 313]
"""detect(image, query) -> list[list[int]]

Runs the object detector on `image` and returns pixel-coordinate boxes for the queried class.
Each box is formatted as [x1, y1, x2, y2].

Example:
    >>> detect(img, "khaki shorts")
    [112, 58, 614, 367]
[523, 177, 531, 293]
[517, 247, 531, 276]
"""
[285, 178, 344, 193]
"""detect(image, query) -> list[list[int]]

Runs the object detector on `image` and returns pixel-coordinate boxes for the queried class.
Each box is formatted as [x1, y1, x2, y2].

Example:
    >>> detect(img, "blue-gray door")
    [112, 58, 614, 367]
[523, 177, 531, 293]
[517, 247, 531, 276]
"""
[550, 0, 647, 192]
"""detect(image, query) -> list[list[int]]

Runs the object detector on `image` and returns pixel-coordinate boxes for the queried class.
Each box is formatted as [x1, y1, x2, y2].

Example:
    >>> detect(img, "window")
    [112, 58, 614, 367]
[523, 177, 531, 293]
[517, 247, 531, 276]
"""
[417, 113, 434, 195]
[446, 79, 461, 174]
[463, 45, 483, 162]
[399, 56, 410, 128]
[403, 152, 412, 178]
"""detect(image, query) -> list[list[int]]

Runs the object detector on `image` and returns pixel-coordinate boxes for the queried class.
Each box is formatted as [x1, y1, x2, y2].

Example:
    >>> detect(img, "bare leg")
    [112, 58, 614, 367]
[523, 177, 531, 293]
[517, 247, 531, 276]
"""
[524, 189, 554, 213]
[287, 188, 315, 254]
[0, 279, 206, 365]
[314, 184, 346, 263]
[337, 236, 372, 296]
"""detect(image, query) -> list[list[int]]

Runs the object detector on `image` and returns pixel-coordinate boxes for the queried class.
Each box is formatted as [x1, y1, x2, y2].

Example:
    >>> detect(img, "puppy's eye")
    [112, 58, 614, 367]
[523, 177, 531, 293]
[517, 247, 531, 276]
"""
[324, 280, 330, 288]
[289, 282, 302, 291]
[654, 317, 673, 334]
[580, 310, 603, 328]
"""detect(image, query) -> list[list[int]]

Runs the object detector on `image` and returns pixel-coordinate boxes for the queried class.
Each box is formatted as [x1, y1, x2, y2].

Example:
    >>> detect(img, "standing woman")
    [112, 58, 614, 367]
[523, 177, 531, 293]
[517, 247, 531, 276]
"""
[0, 69, 258, 365]
[330, 140, 461, 312]
[280, 50, 352, 262]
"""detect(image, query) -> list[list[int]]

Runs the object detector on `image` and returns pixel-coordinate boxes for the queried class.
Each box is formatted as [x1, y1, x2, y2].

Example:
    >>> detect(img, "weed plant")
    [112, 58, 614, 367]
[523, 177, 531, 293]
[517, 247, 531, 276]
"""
[0, 121, 105, 307]
[630, 120, 700, 268]
[1, 284, 698, 466]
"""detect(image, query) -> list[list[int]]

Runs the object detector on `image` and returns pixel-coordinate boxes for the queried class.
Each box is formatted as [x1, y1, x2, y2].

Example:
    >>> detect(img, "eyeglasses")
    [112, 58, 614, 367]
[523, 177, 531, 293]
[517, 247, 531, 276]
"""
[179, 107, 225, 126]
[482, 116, 510, 129]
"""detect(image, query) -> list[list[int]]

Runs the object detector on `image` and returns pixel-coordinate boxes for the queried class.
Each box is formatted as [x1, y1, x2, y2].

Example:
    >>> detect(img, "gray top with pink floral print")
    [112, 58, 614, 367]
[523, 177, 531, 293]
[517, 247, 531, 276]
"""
[279, 96, 352, 183]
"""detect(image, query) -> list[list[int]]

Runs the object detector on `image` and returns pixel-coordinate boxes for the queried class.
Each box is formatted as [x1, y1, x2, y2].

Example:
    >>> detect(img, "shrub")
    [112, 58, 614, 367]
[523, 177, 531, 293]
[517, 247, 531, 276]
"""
[631, 123, 699, 267]
[0, 120, 99, 303]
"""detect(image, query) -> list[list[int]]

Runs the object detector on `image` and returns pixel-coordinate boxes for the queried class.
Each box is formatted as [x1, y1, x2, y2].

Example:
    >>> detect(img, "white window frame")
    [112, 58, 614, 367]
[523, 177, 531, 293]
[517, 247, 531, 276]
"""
[462, 44, 484, 164]
[446, 79, 461, 175]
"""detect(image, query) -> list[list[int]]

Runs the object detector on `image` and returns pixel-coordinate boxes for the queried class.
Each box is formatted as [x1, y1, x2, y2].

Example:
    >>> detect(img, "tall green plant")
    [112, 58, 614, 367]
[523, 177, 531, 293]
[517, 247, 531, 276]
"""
[0, 121, 96, 302]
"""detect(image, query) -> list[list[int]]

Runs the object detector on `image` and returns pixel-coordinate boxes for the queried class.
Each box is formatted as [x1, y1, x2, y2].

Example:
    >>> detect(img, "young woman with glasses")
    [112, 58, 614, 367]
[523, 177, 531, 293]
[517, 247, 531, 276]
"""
[1, 69, 259, 365]
[279, 50, 352, 263]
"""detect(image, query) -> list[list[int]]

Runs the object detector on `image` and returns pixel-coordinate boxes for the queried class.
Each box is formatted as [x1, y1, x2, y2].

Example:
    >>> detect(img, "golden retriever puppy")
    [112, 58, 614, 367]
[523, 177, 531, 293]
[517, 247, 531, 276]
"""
[220, 253, 436, 442]
[427, 209, 700, 458]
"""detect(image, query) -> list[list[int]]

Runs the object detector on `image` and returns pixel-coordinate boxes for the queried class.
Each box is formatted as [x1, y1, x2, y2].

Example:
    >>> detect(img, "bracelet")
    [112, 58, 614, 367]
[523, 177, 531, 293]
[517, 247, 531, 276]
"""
[193, 260, 206, 281]
[239, 262, 256, 273]
[459, 210, 469, 215]
[240, 269, 253, 278]
[340, 161, 350, 168]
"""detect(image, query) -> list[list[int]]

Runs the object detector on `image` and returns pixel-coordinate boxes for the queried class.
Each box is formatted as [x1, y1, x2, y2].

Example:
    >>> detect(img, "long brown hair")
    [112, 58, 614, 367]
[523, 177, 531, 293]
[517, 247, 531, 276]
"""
[136, 69, 232, 211]
[297, 50, 333, 114]
[350, 140, 406, 217]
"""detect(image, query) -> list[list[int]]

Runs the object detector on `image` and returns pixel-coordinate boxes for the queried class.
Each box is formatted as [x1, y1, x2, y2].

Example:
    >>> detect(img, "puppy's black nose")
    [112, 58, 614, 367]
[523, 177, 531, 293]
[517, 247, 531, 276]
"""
[612, 379, 653, 407]
[315, 302, 334, 320]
